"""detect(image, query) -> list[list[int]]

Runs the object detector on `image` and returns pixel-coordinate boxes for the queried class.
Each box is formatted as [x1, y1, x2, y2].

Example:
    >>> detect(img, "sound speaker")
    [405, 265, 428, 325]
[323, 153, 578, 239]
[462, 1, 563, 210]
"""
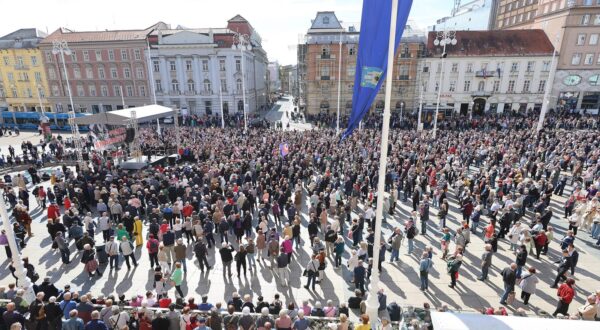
[125, 128, 135, 143]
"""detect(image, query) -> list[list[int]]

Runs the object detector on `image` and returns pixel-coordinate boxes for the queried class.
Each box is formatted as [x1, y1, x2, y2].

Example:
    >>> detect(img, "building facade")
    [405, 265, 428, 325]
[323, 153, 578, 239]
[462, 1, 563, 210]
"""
[38, 25, 161, 114]
[298, 11, 425, 116]
[280, 64, 297, 97]
[494, 0, 539, 29]
[147, 15, 269, 116]
[268, 61, 281, 95]
[497, 0, 600, 110]
[422, 30, 554, 118]
[0, 29, 51, 112]
[432, 0, 498, 31]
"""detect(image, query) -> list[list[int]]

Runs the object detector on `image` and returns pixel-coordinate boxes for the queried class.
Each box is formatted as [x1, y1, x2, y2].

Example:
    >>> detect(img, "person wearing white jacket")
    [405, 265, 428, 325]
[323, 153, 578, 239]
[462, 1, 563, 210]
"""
[119, 236, 137, 269]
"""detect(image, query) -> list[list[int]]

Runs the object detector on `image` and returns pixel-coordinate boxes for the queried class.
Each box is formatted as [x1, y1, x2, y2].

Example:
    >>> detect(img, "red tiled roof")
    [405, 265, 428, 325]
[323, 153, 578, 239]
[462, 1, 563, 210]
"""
[40, 28, 148, 44]
[426, 30, 554, 57]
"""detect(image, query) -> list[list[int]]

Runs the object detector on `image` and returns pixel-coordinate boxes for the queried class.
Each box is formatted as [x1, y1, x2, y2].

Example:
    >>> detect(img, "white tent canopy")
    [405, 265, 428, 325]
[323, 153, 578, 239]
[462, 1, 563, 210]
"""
[72, 105, 175, 126]
[430, 311, 598, 330]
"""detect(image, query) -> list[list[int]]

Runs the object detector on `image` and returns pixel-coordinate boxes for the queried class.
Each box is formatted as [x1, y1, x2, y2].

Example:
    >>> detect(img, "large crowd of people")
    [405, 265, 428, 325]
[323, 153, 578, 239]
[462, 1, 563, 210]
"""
[1, 110, 600, 329]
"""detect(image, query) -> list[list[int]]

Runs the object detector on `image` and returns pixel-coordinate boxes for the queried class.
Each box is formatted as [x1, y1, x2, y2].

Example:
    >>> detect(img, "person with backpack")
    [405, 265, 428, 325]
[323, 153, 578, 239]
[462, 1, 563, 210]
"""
[146, 234, 160, 268]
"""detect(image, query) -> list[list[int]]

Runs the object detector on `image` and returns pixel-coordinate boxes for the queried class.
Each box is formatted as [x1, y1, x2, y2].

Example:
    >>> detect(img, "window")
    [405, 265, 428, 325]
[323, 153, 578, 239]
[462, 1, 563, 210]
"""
[571, 53, 582, 65]
[203, 79, 212, 92]
[35, 72, 42, 82]
[86, 66, 93, 79]
[31, 56, 38, 66]
[110, 67, 118, 79]
[155, 80, 162, 92]
[136, 67, 144, 79]
[347, 65, 355, 77]
[186, 60, 192, 71]
[170, 61, 176, 71]
[236, 78, 243, 91]
[493, 80, 500, 92]
[434, 81, 439, 92]
[45, 51, 52, 62]
[124, 67, 131, 78]
[508, 80, 515, 92]
[20, 72, 29, 81]
[73, 66, 81, 79]
[436, 63, 442, 73]
[582, 14, 591, 25]
[205, 101, 213, 114]
[171, 79, 179, 92]
[590, 34, 599, 45]
[526, 61, 535, 72]
[77, 85, 85, 97]
[98, 67, 105, 79]
[95, 50, 102, 61]
[219, 59, 226, 71]
[236, 59, 241, 71]
[121, 49, 128, 60]
[52, 85, 60, 96]
[463, 80, 471, 92]
[139, 85, 146, 97]
[323, 16, 330, 24]
[114, 85, 121, 96]
[202, 60, 209, 71]
[478, 81, 485, 92]
[134, 49, 141, 60]
[466, 63, 473, 73]
[523, 80, 530, 93]
[321, 47, 330, 58]
[26, 88, 32, 98]
[538, 80, 546, 93]
[451, 63, 458, 73]
[108, 50, 114, 61]
[11, 87, 17, 98]
[542, 61, 551, 71]
[70, 52, 77, 62]
[48, 68, 56, 80]
[510, 62, 519, 72]
[88, 85, 96, 96]
[7, 73, 14, 82]
[584, 53, 594, 65]
[349, 47, 355, 56]
[126, 85, 133, 97]
[39, 89, 45, 98]
[3, 56, 9, 65]
[187, 79, 195, 92]
[83, 51, 89, 61]
[594, 14, 600, 25]
[238, 100, 244, 111]
[220, 79, 227, 92]
[597, 54, 600, 64]
[101, 85, 108, 97]
[577, 33, 587, 45]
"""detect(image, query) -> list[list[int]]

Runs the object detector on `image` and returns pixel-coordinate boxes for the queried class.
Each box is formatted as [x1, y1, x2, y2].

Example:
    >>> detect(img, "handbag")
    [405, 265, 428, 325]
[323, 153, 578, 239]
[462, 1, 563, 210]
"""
[302, 269, 308, 277]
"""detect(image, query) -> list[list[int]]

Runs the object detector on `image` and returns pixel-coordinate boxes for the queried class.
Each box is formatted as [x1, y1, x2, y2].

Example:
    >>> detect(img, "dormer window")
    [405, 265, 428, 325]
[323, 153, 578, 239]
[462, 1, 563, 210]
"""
[323, 16, 330, 24]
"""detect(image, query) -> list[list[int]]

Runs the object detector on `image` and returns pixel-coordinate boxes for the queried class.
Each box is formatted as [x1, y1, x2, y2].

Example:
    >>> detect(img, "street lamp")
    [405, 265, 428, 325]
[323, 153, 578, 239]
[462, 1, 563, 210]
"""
[52, 40, 84, 167]
[1, 197, 35, 302]
[231, 32, 252, 132]
[537, 32, 559, 132]
[36, 85, 45, 115]
[432, 29, 457, 139]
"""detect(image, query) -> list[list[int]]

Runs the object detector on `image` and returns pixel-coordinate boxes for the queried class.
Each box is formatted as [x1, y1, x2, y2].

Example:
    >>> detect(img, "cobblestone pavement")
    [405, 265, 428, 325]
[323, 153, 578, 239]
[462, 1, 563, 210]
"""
[0, 119, 598, 320]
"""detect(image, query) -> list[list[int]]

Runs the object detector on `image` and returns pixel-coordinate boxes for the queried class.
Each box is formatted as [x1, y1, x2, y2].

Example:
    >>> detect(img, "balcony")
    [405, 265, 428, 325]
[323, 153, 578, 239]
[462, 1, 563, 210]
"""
[475, 70, 499, 78]
[14, 64, 29, 70]
[168, 91, 181, 96]
[472, 91, 492, 97]
[200, 91, 213, 96]
[184, 91, 196, 96]
[318, 54, 331, 60]
[320, 76, 330, 81]
[397, 75, 409, 81]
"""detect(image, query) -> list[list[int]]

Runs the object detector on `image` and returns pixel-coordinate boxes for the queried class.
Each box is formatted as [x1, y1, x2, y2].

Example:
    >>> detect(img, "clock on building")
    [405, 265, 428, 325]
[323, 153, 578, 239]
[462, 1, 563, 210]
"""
[589, 74, 600, 86]
[563, 75, 582, 86]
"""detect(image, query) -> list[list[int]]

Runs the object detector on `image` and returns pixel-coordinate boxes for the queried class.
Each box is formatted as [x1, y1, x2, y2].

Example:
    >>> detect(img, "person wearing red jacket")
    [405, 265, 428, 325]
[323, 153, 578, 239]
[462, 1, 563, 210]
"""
[181, 202, 194, 218]
[553, 278, 576, 317]
[47, 202, 60, 220]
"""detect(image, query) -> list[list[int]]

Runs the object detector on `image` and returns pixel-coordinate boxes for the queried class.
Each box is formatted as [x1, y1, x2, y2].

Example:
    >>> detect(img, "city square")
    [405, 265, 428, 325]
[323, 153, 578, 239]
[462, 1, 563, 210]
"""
[0, 1, 600, 330]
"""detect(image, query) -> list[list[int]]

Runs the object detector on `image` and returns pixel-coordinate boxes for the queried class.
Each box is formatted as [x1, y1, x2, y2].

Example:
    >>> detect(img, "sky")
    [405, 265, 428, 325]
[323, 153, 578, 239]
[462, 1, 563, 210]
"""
[1, 0, 454, 65]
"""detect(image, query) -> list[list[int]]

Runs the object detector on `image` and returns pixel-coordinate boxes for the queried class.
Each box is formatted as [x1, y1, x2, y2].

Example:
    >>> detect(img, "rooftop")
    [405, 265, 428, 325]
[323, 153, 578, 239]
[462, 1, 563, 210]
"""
[0, 28, 47, 49]
[426, 30, 554, 57]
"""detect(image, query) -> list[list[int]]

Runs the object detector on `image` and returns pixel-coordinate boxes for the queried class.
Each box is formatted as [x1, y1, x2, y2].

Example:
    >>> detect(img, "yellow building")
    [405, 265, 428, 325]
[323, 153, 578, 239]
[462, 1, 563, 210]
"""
[0, 28, 51, 113]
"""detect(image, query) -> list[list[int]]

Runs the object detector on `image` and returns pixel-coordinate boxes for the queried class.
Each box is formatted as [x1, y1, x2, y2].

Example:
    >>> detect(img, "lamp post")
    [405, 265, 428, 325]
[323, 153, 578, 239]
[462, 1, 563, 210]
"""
[469, 100, 474, 121]
[52, 40, 84, 167]
[336, 31, 343, 135]
[1, 197, 35, 303]
[432, 29, 457, 139]
[537, 33, 559, 132]
[36, 85, 45, 115]
[417, 84, 424, 131]
[232, 32, 252, 132]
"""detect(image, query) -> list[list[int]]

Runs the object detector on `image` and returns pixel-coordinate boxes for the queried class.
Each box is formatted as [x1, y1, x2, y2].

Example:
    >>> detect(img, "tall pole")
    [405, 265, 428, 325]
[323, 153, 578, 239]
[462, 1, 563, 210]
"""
[417, 84, 423, 131]
[36, 86, 45, 115]
[400, 102, 404, 123]
[146, 40, 157, 105]
[53, 40, 84, 168]
[219, 80, 225, 129]
[432, 29, 456, 139]
[174, 108, 181, 158]
[233, 33, 250, 132]
[119, 85, 125, 109]
[1, 198, 35, 302]
[537, 39, 558, 132]
[366, 0, 398, 326]
[336, 32, 343, 135]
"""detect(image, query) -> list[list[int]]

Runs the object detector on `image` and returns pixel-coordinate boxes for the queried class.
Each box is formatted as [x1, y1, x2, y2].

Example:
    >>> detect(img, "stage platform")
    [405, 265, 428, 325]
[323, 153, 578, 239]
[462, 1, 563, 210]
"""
[118, 155, 169, 170]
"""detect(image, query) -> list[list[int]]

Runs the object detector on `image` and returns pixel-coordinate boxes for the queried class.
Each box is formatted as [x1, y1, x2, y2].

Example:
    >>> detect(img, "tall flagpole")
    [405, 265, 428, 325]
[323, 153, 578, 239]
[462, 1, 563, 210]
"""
[336, 31, 343, 135]
[219, 80, 225, 129]
[146, 39, 157, 105]
[366, 0, 398, 326]
[537, 33, 558, 132]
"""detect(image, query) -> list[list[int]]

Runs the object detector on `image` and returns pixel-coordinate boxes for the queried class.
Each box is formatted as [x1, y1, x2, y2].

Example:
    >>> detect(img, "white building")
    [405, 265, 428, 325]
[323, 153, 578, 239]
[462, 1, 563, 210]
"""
[268, 61, 281, 93]
[147, 15, 269, 116]
[421, 30, 555, 118]
[431, 0, 498, 31]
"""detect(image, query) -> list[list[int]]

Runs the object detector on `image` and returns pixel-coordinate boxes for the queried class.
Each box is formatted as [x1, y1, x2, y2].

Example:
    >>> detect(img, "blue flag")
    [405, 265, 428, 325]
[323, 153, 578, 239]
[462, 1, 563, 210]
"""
[279, 142, 290, 157]
[342, 0, 414, 139]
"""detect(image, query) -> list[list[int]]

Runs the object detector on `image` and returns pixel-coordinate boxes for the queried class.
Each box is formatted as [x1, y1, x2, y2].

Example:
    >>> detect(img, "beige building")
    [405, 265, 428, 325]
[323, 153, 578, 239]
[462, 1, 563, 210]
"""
[498, 0, 600, 110]
[494, 0, 540, 29]
[298, 12, 425, 116]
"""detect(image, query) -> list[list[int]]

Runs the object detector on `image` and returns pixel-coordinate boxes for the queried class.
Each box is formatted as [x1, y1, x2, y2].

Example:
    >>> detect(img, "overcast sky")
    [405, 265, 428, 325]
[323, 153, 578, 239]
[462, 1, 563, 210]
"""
[1, 0, 453, 65]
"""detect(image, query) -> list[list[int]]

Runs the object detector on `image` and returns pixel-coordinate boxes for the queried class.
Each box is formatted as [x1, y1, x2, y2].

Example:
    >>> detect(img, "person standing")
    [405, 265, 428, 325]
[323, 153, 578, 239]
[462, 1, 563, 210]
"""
[219, 242, 234, 278]
[235, 245, 248, 277]
[552, 278, 576, 317]
[334, 237, 344, 269]
[119, 236, 137, 269]
[419, 252, 432, 291]
[478, 244, 493, 281]
[405, 219, 417, 255]
[146, 234, 160, 268]
[446, 254, 462, 289]
[419, 196, 430, 235]
[567, 244, 579, 276]
[54, 232, 70, 264]
[174, 239, 187, 272]
[276, 248, 289, 286]
[170, 262, 185, 298]
[515, 244, 527, 279]
[353, 259, 367, 294]
[194, 239, 210, 272]
[304, 254, 320, 291]
[551, 249, 572, 288]
[104, 236, 120, 270]
[500, 263, 517, 305]
[388, 228, 403, 262]
[518, 267, 539, 305]
[81, 244, 102, 278]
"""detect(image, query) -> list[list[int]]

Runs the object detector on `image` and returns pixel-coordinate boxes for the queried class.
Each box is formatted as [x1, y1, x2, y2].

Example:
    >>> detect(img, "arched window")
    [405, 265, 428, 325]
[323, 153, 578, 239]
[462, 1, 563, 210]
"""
[236, 78, 242, 92]
[320, 100, 330, 109]
[171, 79, 179, 92]
[478, 81, 485, 92]
[187, 79, 195, 92]
[203, 79, 211, 93]
[237, 100, 244, 111]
